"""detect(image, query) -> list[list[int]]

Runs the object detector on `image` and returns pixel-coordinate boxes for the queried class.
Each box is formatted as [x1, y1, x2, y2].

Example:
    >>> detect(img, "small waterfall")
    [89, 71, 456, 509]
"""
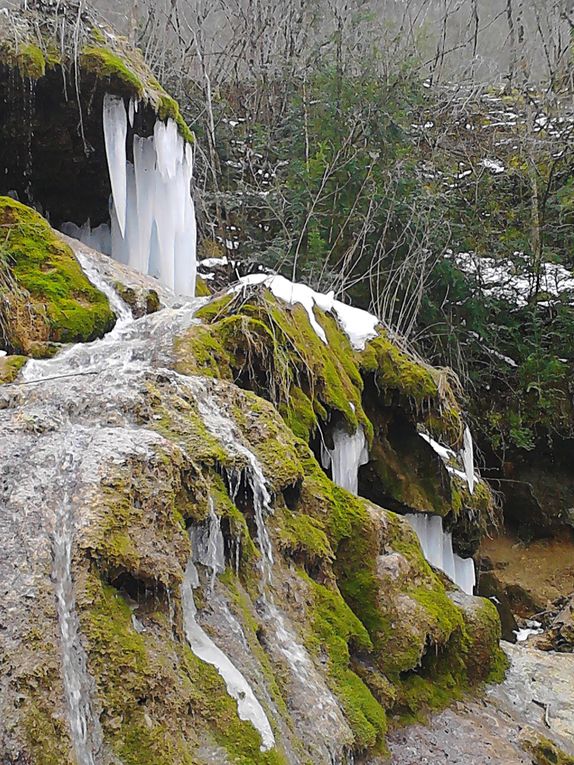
[53, 452, 103, 765]
[181, 554, 275, 752]
[321, 425, 369, 495]
[405, 513, 476, 595]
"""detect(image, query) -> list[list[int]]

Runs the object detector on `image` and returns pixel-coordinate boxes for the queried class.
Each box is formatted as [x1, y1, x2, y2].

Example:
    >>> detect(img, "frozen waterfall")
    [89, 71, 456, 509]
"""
[321, 425, 369, 494]
[406, 513, 476, 595]
[65, 94, 197, 296]
[182, 555, 275, 752]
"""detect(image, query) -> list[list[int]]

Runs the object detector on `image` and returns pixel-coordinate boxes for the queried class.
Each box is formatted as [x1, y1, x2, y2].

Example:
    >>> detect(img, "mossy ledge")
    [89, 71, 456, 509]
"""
[0, 197, 115, 356]
[176, 285, 494, 543]
[0, 5, 194, 144]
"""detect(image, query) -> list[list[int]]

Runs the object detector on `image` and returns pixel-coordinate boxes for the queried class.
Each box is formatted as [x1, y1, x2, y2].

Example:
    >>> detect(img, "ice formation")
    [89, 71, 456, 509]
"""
[321, 425, 369, 495]
[462, 426, 475, 494]
[234, 273, 379, 350]
[406, 514, 476, 595]
[65, 94, 197, 296]
[182, 555, 275, 752]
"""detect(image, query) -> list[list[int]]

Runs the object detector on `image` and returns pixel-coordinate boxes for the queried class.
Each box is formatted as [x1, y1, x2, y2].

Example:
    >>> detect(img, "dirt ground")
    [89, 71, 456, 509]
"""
[480, 532, 574, 611]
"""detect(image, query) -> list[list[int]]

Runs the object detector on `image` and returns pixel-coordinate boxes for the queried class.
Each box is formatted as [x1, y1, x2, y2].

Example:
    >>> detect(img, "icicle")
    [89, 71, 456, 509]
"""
[462, 426, 475, 494]
[406, 513, 475, 595]
[100, 94, 197, 295]
[102, 94, 128, 238]
[322, 425, 369, 495]
[181, 555, 275, 751]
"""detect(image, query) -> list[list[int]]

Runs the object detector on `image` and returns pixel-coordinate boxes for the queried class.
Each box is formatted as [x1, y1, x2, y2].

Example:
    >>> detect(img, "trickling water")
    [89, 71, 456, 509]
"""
[53, 449, 103, 765]
[190, 497, 225, 592]
[181, 554, 275, 751]
[405, 513, 476, 595]
[21, 254, 201, 384]
[183, 378, 353, 759]
[186, 377, 275, 582]
[321, 425, 368, 495]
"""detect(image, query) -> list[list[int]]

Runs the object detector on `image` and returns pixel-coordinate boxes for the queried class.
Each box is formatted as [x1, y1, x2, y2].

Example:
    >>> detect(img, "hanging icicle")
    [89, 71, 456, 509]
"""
[72, 94, 197, 296]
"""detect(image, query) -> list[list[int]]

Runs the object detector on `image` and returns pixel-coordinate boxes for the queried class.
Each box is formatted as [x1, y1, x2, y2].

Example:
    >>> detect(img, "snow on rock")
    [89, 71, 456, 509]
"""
[234, 273, 379, 350]
[200, 256, 229, 268]
[480, 158, 505, 174]
[448, 250, 574, 307]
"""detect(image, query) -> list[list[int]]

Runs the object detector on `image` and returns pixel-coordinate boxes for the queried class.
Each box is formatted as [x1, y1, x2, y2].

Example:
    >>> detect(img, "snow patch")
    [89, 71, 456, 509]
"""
[233, 274, 379, 350]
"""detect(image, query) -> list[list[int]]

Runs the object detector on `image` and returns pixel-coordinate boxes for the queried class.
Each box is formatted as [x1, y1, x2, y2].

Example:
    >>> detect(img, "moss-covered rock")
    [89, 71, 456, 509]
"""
[176, 284, 494, 553]
[520, 730, 574, 765]
[0, 197, 115, 355]
[0, 354, 27, 383]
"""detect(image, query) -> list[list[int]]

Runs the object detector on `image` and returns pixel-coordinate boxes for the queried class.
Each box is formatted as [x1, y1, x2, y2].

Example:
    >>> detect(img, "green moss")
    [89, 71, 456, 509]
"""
[174, 324, 232, 379]
[276, 507, 334, 567]
[279, 385, 318, 441]
[0, 354, 26, 383]
[16, 43, 46, 79]
[182, 645, 287, 765]
[81, 46, 145, 97]
[0, 197, 115, 349]
[303, 574, 387, 752]
[360, 332, 438, 402]
[188, 292, 367, 437]
[157, 93, 195, 145]
[195, 275, 211, 297]
[522, 734, 574, 765]
[24, 702, 71, 765]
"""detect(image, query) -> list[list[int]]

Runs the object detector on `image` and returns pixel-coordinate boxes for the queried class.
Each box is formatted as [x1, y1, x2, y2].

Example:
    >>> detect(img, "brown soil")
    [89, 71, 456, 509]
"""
[480, 532, 574, 613]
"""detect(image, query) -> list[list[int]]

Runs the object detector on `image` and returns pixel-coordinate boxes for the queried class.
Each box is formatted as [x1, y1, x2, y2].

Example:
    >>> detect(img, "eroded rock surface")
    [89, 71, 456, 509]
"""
[388, 642, 574, 764]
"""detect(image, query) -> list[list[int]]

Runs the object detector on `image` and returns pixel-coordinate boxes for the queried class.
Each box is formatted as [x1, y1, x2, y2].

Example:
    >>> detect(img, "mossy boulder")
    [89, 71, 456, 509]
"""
[0, 197, 115, 356]
[176, 284, 494, 552]
[0, 354, 27, 384]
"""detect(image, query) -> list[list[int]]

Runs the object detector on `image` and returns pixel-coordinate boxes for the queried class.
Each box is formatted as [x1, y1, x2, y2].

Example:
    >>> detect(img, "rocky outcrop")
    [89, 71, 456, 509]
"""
[0, 3, 193, 233]
[388, 641, 574, 764]
[0, 239, 505, 765]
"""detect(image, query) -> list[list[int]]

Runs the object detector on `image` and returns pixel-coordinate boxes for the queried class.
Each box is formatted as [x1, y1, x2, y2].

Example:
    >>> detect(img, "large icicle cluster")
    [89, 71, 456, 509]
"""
[321, 425, 369, 494]
[406, 514, 476, 595]
[64, 95, 197, 296]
